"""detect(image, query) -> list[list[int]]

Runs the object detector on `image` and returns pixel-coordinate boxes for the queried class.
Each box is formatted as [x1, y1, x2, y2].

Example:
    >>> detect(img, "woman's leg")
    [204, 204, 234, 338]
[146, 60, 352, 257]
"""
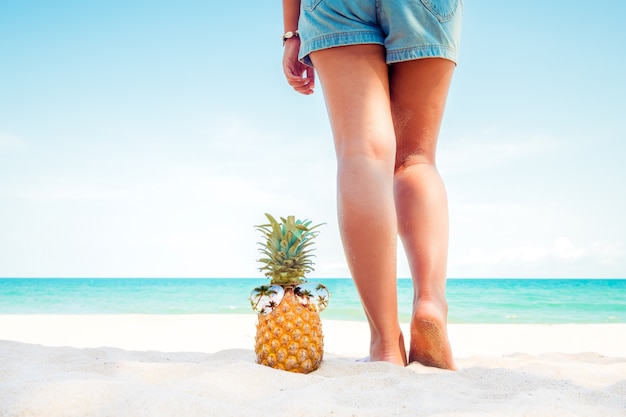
[311, 44, 406, 365]
[390, 58, 456, 370]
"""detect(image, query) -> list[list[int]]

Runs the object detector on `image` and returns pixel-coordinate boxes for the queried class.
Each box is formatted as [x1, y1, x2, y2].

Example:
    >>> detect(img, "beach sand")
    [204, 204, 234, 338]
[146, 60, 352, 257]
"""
[1, 315, 625, 416]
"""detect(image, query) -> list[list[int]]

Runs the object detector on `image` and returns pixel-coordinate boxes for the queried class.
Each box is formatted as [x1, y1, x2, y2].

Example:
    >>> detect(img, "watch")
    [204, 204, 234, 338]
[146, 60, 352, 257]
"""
[282, 30, 300, 46]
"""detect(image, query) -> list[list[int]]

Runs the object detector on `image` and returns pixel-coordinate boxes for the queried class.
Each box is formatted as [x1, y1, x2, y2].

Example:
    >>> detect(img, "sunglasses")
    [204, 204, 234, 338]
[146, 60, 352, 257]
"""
[249, 283, 330, 315]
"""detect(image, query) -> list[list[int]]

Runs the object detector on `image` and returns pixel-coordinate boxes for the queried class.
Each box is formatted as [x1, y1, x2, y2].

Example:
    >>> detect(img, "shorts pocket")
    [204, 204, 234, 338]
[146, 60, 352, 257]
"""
[302, 0, 324, 12]
[420, 0, 461, 22]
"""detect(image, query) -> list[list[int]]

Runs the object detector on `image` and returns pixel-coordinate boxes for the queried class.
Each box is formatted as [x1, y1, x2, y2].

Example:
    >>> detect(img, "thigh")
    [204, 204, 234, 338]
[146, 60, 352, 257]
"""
[390, 58, 455, 169]
[310, 44, 396, 163]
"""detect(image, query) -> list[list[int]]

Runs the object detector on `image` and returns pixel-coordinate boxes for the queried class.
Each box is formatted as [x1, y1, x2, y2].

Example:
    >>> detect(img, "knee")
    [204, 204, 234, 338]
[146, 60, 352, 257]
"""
[395, 135, 438, 173]
[335, 135, 396, 166]
[394, 151, 436, 175]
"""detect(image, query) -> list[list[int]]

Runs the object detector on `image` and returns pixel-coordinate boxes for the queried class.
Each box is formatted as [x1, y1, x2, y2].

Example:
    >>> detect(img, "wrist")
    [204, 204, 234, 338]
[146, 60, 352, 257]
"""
[282, 30, 299, 46]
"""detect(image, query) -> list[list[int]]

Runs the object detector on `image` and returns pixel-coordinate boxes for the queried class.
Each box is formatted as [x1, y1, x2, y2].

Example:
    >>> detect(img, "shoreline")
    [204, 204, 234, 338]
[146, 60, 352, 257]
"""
[2, 314, 625, 416]
[1, 314, 624, 357]
[2, 278, 624, 324]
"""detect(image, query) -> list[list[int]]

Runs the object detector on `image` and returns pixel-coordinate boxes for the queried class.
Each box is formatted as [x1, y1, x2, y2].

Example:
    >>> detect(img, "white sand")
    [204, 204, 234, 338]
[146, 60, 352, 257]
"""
[1, 315, 625, 417]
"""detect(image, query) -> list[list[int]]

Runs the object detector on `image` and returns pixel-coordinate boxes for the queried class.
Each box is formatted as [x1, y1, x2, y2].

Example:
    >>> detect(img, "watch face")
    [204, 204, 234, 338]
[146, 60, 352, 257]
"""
[282, 31, 299, 44]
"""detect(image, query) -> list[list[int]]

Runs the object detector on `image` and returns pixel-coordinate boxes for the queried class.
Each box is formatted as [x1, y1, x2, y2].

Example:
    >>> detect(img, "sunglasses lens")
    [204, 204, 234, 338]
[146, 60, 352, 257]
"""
[249, 285, 285, 315]
[294, 283, 330, 312]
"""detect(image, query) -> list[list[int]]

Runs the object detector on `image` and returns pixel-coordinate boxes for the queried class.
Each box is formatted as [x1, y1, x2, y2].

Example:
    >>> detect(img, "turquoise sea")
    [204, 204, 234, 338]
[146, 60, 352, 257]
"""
[0, 278, 624, 324]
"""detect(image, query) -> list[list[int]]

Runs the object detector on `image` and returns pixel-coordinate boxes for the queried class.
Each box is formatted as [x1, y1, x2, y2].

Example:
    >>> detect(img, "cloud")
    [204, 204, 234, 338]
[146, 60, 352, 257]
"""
[439, 131, 559, 175]
[457, 237, 624, 268]
[17, 185, 130, 201]
[587, 240, 626, 265]
[445, 196, 626, 278]
[0, 131, 29, 150]
[553, 237, 584, 259]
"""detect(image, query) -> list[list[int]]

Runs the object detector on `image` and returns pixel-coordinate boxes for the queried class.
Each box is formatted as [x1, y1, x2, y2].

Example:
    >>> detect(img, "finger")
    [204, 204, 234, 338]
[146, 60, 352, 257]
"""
[288, 73, 314, 94]
[307, 67, 316, 89]
[287, 71, 312, 88]
[293, 81, 314, 95]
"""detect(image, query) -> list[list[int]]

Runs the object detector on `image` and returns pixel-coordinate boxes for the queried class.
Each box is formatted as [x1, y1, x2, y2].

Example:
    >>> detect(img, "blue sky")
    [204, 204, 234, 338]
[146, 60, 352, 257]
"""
[1, 1, 625, 278]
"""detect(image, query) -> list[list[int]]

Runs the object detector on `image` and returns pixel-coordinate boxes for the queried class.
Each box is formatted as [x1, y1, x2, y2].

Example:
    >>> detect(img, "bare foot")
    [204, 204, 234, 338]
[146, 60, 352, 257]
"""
[409, 301, 456, 370]
[365, 331, 407, 366]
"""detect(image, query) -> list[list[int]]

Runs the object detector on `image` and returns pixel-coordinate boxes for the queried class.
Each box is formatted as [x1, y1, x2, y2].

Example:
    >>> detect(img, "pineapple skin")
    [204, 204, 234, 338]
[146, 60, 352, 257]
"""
[255, 286, 324, 373]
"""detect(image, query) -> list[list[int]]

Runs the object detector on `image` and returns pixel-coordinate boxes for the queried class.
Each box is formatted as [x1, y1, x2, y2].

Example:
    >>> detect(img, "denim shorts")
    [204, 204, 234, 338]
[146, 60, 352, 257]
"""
[298, 0, 463, 67]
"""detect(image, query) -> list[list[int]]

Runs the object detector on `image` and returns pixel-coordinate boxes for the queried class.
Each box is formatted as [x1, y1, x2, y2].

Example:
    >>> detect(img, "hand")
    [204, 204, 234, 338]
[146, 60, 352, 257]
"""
[282, 39, 315, 95]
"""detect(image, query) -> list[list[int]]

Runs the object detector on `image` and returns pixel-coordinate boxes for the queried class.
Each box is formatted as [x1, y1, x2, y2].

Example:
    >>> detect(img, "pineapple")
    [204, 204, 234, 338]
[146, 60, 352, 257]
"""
[250, 213, 329, 373]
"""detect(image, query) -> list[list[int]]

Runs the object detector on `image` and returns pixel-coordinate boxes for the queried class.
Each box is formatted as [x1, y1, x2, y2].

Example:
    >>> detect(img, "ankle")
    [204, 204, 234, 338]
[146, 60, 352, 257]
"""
[369, 328, 407, 366]
[414, 292, 448, 318]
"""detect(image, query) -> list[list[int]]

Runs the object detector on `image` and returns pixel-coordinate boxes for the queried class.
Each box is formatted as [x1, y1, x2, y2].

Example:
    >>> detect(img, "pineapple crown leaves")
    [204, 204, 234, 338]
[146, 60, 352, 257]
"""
[255, 213, 324, 285]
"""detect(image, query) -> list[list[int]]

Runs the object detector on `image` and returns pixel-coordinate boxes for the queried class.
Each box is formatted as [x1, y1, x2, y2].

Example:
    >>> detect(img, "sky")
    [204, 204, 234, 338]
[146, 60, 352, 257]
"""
[1, 1, 625, 279]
